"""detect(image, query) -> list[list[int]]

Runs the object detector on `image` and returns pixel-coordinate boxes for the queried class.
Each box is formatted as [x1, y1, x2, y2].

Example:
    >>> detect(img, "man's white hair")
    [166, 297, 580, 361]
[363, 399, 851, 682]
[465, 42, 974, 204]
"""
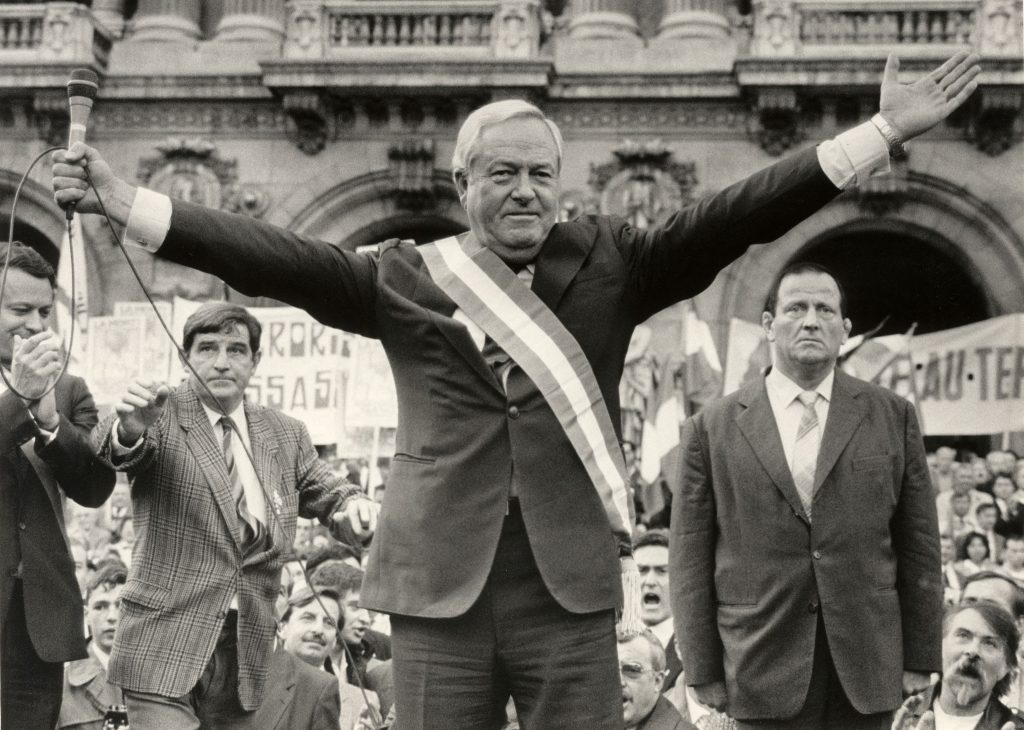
[451, 99, 564, 175]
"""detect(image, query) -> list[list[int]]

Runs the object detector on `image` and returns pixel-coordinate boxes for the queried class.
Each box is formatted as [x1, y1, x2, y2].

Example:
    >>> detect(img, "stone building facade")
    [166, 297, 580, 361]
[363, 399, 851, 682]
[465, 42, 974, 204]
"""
[1, 0, 1022, 446]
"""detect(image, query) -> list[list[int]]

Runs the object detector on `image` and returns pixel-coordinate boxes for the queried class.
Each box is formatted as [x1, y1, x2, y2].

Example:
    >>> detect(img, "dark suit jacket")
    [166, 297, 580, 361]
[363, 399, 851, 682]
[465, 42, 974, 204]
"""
[94, 382, 361, 709]
[672, 369, 942, 719]
[157, 146, 840, 618]
[225, 648, 340, 730]
[636, 695, 696, 730]
[0, 375, 115, 663]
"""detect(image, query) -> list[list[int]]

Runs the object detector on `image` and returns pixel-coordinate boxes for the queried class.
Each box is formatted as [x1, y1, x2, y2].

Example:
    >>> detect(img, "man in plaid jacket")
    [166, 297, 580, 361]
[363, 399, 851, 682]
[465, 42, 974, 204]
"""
[94, 302, 377, 728]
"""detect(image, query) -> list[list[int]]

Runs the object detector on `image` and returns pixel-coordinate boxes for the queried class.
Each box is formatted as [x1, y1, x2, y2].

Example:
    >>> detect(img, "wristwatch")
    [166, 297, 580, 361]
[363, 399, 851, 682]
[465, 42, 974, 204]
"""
[871, 113, 908, 159]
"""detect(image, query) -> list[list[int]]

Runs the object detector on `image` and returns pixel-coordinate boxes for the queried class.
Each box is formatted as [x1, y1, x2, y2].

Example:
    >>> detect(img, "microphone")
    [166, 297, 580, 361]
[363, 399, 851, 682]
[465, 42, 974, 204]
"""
[65, 68, 100, 220]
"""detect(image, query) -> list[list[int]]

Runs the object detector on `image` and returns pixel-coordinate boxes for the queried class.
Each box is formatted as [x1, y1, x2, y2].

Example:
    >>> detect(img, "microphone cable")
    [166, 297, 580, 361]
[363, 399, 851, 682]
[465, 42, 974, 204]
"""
[2, 149, 385, 729]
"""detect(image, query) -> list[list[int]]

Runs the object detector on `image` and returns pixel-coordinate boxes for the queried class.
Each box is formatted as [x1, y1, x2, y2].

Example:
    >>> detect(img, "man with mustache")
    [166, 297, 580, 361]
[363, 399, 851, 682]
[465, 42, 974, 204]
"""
[673, 263, 942, 727]
[893, 601, 1024, 730]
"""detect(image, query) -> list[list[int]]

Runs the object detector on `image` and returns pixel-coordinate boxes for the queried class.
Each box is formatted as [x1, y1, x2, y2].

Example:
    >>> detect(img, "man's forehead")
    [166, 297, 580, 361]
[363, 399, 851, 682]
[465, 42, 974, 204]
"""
[89, 585, 122, 603]
[950, 609, 1003, 641]
[193, 327, 249, 345]
[634, 545, 668, 566]
[617, 637, 652, 664]
[962, 579, 1016, 609]
[777, 273, 840, 301]
[473, 118, 559, 162]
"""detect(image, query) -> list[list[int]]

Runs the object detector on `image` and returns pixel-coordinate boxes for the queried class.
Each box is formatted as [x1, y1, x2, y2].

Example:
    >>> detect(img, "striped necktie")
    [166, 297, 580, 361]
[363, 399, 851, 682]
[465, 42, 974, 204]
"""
[792, 391, 820, 520]
[219, 416, 263, 545]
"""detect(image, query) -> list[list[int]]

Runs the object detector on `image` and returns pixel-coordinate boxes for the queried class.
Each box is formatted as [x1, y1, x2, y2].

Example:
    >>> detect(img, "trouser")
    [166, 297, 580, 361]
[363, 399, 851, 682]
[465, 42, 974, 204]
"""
[390, 499, 622, 730]
[1, 580, 64, 730]
[735, 614, 893, 730]
[123, 610, 258, 729]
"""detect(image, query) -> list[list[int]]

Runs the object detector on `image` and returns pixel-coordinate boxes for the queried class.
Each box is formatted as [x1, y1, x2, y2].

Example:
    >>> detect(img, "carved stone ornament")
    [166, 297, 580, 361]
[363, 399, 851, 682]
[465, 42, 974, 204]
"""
[856, 156, 908, 216]
[982, 0, 1020, 52]
[136, 138, 238, 210]
[587, 140, 698, 229]
[223, 184, 271, 219]
[282, 91, 335, 155]
[388, 140, 437, 211]
[496, 1, 539, 59]
[969, 89, 1023, 156]
[751, 89, 802, 156]
[752, 0, 795, 55]
[32, 90, 69, 147]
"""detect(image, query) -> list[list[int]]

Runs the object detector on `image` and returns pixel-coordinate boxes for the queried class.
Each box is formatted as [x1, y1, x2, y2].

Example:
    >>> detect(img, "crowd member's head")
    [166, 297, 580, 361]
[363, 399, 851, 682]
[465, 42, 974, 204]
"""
[0, 242, 56, 369]
[951, 492, 972, 523]
[976, 503, 998, 533]
[310, 560, 369, 647]
[959, 532, 991, 566]
[69, 538, 91, 597]
[941, 534, 957, 566]
[993, 475, 1017, 504]
[939, 602, 1019, 716]
[305, 543, 362, 576]
[633, 529, 671, 628]
[954, 462, 976, 495]
[180, 302, 262, 413]
[618, 629, 668, 730]
[293, 517, 315, 558]
[85, 562, 127, 656]
[762, 262, 850, 386]
[973, 459, 993, 490]
[1003, 539, 1024, 574]
[987, 450, 1013, 478]
[1014, 460, 1024, 490]
[277, 585, 341, 668]
[451, 100, 563, 267]
[959, 571, 1024, 629]
[936, 446, 957, 476]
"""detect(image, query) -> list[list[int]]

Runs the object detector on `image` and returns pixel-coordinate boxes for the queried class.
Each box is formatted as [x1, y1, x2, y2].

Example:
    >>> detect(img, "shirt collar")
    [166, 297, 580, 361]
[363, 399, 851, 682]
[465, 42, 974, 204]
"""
[199, 399, 247, 433]
[766, 366, 835, 406]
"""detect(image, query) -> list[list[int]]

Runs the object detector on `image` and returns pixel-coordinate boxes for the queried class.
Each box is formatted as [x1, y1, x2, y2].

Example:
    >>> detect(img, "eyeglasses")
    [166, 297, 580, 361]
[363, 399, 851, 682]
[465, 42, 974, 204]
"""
[619, 661, 656, 680]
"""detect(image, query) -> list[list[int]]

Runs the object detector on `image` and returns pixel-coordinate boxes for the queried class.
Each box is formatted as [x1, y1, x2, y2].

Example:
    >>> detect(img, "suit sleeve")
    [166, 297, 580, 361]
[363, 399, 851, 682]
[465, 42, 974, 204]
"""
[1, 378, 115, 508]
[615, 146, 842, 321]
[159, 200, 381, 338]
[291, 419, 365, 541]
[671, 414, 725, 686]
[894, 400, 943, 672]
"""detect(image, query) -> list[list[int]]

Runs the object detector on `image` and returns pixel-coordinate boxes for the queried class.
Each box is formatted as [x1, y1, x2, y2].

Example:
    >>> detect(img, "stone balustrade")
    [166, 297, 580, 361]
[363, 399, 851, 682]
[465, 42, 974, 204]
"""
[285, 0, 540, 58]
[750, 0, 1021, 57]
[0, 2, 112, 66]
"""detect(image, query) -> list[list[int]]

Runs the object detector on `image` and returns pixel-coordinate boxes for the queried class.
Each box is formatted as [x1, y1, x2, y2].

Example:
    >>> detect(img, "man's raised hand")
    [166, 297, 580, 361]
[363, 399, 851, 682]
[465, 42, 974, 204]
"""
[334, 496, 380, 543]
[114, 381, 170, 444]
[51, 143, 138, 224]
[879, 50, 980, 141]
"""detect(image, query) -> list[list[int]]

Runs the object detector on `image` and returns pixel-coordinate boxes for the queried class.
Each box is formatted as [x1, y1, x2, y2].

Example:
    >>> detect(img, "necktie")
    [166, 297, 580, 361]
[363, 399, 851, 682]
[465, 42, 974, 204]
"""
[792, 391, 820, 520]
[219, 416, 263, 545]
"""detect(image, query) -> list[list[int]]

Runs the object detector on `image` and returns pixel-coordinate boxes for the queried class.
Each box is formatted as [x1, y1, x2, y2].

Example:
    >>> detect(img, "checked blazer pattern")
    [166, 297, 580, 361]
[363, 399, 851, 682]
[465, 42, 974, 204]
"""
[94, 382, 361, 710]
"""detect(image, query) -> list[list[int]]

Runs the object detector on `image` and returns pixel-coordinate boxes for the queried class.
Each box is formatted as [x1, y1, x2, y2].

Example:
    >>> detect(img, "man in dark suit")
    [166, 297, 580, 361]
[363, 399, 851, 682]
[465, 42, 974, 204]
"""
[0, 242, 116, 729]
[51, 50, 978, 729]
[672, 262, 942, 728]
[91, 302, 375, 728]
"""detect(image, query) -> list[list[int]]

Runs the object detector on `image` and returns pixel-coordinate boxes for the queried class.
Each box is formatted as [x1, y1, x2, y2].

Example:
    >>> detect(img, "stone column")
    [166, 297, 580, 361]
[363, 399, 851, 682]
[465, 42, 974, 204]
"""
[215, 0, 286, 43]
[92, 0, 126, 38]
[567, 0, 639, 39]
[128, 0, 201, 42]
[657, 0, 730, 39]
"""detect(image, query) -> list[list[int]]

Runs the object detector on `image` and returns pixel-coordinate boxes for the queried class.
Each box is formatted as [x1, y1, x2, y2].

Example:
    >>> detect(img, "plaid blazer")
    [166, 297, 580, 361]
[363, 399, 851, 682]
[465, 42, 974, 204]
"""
[94, 382, 360, 709]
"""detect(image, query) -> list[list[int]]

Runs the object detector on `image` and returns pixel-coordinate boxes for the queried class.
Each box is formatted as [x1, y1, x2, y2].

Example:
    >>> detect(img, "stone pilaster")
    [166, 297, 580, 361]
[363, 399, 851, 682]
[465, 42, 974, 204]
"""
[128, 0, 201, 43]
[567, 0, 639, 39]
[215, 0, 286, 44]
[657, 0, 729, 39]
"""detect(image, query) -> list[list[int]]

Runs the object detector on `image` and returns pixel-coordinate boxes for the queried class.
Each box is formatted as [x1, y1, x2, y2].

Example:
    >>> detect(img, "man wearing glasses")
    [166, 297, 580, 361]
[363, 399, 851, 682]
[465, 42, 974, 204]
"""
[619, 630, 695, 730]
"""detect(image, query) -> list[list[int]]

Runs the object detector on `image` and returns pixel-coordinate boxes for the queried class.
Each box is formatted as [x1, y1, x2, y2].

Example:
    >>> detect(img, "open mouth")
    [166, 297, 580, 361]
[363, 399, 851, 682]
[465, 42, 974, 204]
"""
[642, 591, 661, 607]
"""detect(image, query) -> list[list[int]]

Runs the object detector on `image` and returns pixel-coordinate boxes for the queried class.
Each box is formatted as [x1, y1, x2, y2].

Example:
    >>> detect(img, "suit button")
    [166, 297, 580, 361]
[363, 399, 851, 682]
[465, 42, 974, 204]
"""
[7, 568, 18, 578]
[809, 600, 819, 613]
[18, 522, 26, 531]
[508, 406, 520, 419]
[812, 550, 822, 560]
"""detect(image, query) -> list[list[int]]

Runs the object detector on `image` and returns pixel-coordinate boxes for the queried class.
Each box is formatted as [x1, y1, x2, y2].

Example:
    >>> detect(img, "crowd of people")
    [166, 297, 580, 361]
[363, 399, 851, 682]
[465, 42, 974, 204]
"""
[2, 42, 1007, 730]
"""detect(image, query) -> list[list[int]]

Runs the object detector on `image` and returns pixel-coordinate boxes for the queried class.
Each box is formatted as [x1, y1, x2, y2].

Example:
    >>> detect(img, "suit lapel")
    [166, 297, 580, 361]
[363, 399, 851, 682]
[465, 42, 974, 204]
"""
[813, 370, 867, 495]
[261, 649, 295, 730]
[178, 384, 245, 548]
[736, 378, 810, 525]
[530, 221, 597, 313]
[244, 403, 284, 551]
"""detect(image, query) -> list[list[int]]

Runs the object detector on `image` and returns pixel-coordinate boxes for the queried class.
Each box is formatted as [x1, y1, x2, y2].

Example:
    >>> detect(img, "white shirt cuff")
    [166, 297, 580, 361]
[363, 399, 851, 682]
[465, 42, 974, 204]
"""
[110, 418, 144, 456]
[35, 422, 59, 445]
[124, 188, 172, 253]
[816, 121, 891, 190]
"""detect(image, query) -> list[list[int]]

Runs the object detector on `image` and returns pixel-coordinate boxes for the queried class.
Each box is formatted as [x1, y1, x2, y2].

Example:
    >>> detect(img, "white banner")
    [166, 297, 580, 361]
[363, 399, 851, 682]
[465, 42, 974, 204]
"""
[345, 336, 398, 429]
